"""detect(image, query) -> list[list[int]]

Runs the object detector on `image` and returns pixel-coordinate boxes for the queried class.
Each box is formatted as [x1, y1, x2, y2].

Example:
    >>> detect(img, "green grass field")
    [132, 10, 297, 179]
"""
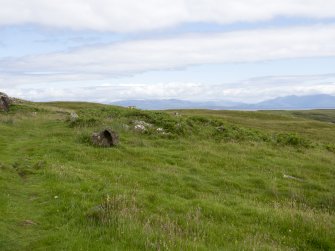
[1, 101, 334, 250]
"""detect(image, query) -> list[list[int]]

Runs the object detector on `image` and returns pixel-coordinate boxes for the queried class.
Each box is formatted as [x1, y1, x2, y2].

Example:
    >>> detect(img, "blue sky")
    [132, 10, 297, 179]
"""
[1, 0, 335, 103]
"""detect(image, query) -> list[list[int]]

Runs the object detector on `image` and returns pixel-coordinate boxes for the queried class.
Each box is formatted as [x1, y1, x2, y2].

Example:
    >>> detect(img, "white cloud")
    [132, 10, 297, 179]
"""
[3, 75, 335, 103]
[0, 0, 335, 32]
[1, 24, 335, 84]
[2, 1, 335, 103]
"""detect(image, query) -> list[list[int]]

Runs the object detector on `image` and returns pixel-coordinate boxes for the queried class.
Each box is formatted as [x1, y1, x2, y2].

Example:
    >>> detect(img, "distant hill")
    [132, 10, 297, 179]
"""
[111, 94, 335, 110]
[111, 99, 243, 110]
[242, 94, 335, 110]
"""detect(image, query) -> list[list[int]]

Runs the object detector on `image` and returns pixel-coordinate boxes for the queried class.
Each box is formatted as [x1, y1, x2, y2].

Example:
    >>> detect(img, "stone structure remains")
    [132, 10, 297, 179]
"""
[91, 129, 119, 147]
[0, 92, 10, 112]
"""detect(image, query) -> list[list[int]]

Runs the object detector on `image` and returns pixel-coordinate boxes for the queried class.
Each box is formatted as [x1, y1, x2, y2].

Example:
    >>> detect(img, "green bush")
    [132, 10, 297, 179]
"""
[325, 144, 335, 153]
[212, 124, 270, 143]
[275, 133, 311, 148]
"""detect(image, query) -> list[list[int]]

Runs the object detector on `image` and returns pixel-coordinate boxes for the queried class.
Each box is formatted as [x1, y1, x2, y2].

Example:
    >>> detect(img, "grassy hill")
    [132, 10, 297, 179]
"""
[0, 101, 334, 250]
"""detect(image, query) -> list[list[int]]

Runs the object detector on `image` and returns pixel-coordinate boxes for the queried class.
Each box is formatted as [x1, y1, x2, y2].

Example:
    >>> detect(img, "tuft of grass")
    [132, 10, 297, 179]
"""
[275, 132, 312, 148]
[68, 118, 100, 128]
[325, 143, 335, 153]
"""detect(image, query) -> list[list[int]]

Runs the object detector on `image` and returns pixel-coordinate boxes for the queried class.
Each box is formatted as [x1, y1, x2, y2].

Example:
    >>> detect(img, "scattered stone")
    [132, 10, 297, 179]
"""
[133, 120, 152, 127]
[216, 125, 225, 132]
[156, 128, 164, 133]
[21, 220, 37, 226]
[0, 92, 10, 112]
[156, 127, 168, 135]
[134, 124, 146, 132]
[132, 120, 153, 132]
[70, 112, 79, 122]
[283, 174, 304, 182]
[91, 129, 119, 147]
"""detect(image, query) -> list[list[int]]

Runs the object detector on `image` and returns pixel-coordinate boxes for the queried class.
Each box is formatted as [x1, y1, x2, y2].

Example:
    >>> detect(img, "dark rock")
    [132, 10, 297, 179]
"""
[0, 92, 10, 112]
[91, 129, 119, 147]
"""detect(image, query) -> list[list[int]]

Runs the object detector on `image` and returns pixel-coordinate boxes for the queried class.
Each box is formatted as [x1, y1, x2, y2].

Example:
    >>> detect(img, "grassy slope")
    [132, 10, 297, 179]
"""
[0, 102, 334, 251]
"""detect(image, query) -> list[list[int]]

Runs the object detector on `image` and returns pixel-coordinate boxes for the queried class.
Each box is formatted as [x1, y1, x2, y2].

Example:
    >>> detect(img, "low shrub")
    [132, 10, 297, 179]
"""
[275, 133, 312, 148]
[325, 144, 335, 153]
[212, 124, 270, 143]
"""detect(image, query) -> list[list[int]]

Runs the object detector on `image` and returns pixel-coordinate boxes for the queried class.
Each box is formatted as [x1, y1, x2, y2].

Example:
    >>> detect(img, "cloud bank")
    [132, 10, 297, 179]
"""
[1, 24, 335, 84]
[1, 0, 335, 32]
[1, 0, 335, 103]
[4, 74, 335, 103]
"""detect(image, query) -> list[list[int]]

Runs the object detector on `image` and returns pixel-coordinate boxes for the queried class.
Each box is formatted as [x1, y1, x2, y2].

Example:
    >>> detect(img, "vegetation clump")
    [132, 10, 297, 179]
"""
[325, 143, 335, 153]
[275, 132, 312, 148]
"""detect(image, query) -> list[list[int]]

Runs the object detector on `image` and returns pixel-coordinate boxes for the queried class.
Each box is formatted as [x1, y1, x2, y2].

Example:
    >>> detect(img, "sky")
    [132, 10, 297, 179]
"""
[1, 0, 335, 103]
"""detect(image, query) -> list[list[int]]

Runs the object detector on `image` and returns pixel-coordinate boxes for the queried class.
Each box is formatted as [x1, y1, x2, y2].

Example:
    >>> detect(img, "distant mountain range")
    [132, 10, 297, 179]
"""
[111, 94, 335, 110]
[111, 99, 244, 110]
